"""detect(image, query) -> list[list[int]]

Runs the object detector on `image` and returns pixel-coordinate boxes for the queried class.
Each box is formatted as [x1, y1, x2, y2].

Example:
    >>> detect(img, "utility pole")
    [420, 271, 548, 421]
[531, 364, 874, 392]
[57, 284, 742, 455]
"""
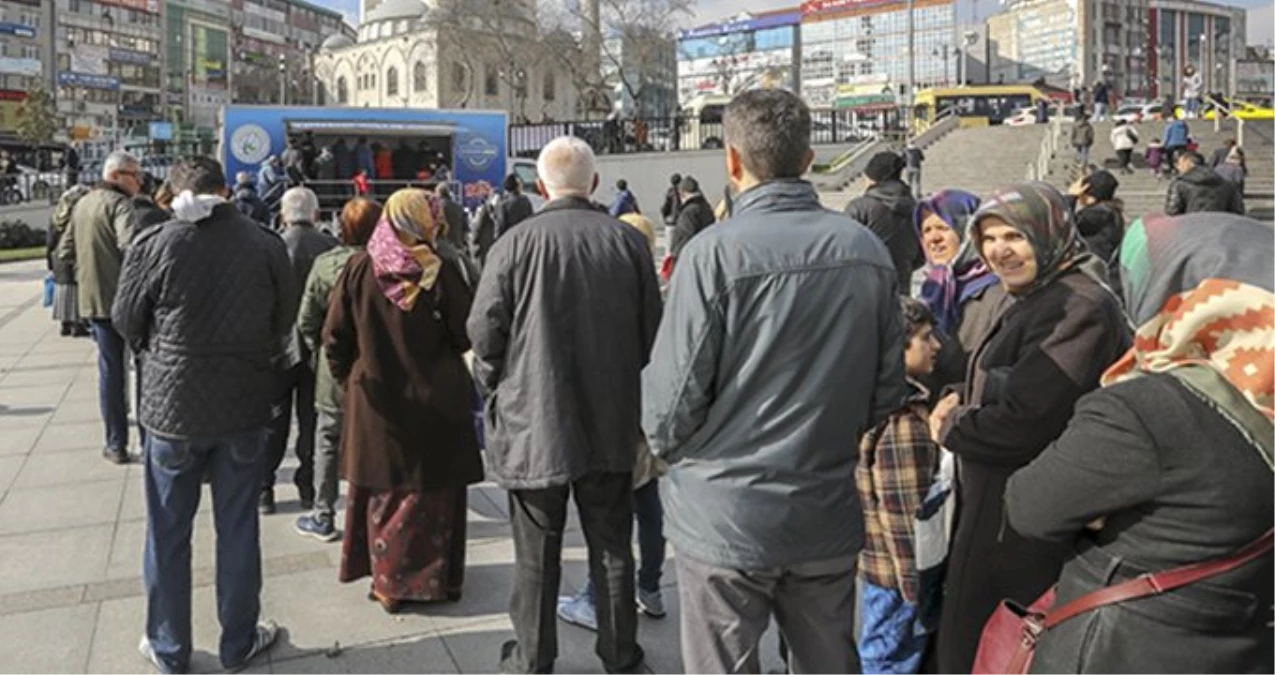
[278, 53, 287, 106]
[905, 0, 915, 131]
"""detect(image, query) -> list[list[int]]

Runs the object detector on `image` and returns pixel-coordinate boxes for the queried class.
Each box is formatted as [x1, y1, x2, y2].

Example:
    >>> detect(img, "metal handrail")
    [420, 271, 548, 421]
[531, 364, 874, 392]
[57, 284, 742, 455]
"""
[1027, 118, 1061, 181]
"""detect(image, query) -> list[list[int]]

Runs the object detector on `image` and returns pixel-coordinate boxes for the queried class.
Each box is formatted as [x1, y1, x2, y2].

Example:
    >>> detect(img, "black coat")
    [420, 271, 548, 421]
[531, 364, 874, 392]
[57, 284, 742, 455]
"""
[668, 194, 715, 259]
[935, 268, 1131, 673]
[1166, 166, 1246, 216]
[332, 142, 355, 180]
[1075, 202, 1124, 264]
[131, 197, 170, 241]
[844, 179, 922, 290]
[1008, 374, 1273, 674]
[660, 186, 681, 225]
[440, 196, 467, 251]
[494, 192, 534, 239]
[233, 184, 271, 225]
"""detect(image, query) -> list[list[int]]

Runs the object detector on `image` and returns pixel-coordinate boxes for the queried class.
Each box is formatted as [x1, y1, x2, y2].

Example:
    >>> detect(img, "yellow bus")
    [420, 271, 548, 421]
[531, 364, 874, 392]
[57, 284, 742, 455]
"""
[912, 85, 1049, 130]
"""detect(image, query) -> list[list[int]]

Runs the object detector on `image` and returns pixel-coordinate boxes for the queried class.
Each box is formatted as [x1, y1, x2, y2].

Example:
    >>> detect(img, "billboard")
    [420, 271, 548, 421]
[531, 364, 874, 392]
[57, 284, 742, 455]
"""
[678, 11, 802, 40]
[58, 72, 122, 90]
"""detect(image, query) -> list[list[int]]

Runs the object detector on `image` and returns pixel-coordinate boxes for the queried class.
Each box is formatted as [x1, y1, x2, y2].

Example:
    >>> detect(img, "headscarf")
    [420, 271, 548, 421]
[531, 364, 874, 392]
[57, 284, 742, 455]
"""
[1102, 213, 1273, 464]
[970, 182, 1079, 296]
[914, 189, 996, 334]
[366, 188, 445, 311]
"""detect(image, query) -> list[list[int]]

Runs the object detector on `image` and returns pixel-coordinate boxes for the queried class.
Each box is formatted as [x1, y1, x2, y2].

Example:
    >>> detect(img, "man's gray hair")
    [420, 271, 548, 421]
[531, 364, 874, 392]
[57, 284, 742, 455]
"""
[280, 186, 320, 224]
[236, 170, 254, 185]
[723, 89, 812, 180]
[102, 150, 139, 182]
[536, 136, 596, 199]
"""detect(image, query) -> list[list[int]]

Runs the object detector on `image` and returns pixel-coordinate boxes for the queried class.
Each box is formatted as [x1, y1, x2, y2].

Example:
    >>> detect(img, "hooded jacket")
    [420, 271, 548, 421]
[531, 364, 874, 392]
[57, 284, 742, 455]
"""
[845, 179, 923, 290]
[1165, 165, 1245, 216]
[643, 180, 907, 570]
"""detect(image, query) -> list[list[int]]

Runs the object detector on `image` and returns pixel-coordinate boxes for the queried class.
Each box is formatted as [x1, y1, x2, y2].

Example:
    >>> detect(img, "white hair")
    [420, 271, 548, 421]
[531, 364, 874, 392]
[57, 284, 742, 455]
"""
[280, 186, 320, 224]
[102, 150, 139, 182]
[536, 136, 596, 199]
[236, 170, 253, 184]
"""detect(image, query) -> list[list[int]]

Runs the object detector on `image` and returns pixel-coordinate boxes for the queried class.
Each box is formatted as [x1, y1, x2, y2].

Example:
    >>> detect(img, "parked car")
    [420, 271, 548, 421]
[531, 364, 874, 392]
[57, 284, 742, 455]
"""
[1112, 104, 1145, 123]
[1004, 107, 1038, 126]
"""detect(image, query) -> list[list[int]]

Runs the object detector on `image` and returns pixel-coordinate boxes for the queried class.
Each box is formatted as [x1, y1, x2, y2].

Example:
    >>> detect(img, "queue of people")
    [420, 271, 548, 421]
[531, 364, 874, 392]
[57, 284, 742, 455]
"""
[39, 84, 1271, 675]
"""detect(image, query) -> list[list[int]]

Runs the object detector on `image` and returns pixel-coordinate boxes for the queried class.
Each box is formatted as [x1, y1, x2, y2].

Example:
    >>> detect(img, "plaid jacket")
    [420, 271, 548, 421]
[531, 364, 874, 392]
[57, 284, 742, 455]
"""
[856, 381, 938, 601]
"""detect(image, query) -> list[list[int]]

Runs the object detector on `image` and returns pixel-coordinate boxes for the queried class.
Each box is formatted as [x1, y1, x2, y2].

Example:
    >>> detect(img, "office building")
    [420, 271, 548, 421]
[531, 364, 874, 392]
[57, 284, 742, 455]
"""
[0, 0, 55, 141]
[1149, 0, 1246, 101]
[231, 0, 353, 108]
[166, 0, 231, 141]
[676, 8, 802, 107]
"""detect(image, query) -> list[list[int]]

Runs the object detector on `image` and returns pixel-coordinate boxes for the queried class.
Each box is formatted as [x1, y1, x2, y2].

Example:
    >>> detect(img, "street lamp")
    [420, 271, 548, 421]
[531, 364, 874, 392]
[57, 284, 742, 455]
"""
[278, 53, 287, 106]
[932, 45, 951, 87]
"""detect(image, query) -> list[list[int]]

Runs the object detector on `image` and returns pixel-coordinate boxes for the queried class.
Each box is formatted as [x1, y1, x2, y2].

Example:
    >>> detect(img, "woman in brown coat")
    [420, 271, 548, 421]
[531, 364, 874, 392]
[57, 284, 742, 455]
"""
[324, 188, 483, 613]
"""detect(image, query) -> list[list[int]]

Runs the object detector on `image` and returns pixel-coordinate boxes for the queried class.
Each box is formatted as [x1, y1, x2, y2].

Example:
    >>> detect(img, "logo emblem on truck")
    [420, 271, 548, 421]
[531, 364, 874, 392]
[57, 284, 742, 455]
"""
[230, 124, 272, 165]
[458, 137, 498, 171]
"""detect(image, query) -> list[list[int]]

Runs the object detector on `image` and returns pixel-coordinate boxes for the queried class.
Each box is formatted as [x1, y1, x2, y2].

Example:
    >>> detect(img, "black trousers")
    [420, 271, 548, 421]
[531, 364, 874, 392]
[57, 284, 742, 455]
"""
[503, 472, 644, 674]
[262, 364, 317, 498]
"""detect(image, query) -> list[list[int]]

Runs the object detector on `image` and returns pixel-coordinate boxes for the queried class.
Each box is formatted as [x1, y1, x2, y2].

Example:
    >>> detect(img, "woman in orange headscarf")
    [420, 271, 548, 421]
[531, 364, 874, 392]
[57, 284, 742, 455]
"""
[324, 188, 483, 613]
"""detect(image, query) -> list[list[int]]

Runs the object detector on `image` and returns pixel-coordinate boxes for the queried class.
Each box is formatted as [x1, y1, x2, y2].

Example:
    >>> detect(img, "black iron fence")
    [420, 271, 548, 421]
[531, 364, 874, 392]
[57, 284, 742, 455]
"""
[509, 108, 906, 158]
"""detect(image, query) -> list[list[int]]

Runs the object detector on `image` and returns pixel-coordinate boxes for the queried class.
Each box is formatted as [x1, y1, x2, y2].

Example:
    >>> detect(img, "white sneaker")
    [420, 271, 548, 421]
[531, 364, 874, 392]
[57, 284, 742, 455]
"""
[225, 620, 279, 673]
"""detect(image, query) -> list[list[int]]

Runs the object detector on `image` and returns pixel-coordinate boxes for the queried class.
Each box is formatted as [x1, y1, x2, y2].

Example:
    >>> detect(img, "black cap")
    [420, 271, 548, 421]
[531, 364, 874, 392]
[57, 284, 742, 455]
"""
[679, 175, 700, 193]
[670, 173, 682, 185]
[1085, 170, 1119, 201]
[864, 152, 906, 182]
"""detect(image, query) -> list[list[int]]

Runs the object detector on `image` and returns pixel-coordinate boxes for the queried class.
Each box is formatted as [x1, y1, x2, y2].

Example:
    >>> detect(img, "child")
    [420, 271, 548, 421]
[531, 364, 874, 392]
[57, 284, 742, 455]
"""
[1145, 138, 1165, 179]
[856, 297, 943, 674]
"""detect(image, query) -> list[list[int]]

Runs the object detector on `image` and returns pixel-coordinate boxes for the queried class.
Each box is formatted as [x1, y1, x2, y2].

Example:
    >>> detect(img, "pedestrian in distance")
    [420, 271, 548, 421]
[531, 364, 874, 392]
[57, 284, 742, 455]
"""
[643, 88, 908, 675]
[493, 174, 534, 241]
[855, 297, 944, 674]
[1071, 114, 1095, 168]
[904, 139, 925, 196]
[1145, 138, 1166, 179]
[324, 189, 484, 614]
[1162, 117, 1190, 176]
[113, 156, 294, 674]
[435, 182, 468, 251]
[1214, 145, 1248, 197]
[1110, 119, 1139, 175]
[259, 187, 338, 515]
[659, 172, 683, 228]
[56, 149, 142, 465]
[232, 171, 271, 226]
[468, 135, 660, 674]
[845, 151, 924, 292]
[927, 182, 1131, 673]
[293, 197, 383, 544]
[1210, 138, 1239, 169]
[1165, 150, 1245, 217]
[609, 178, 640, 218]
[1092, 80, 1110, 121]
[666, 175, 715, 263]
[46, 183, 92, 337]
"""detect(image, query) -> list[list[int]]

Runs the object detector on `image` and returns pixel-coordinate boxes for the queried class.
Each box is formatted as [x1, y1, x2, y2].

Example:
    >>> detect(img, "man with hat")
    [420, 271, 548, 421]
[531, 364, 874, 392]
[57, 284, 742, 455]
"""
[845, 151, 923, 291]
[1068, 169, 1125, 264]
[668, 175, 716, 263]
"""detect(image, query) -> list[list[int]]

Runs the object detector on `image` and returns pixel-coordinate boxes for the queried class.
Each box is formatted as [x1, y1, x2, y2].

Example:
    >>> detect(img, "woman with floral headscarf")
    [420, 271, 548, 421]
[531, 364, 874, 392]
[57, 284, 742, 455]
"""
[1005, 213, 1273, 674]
[913, 189, 1007, 392]
[927, 182, 1131, 673]
[324, 188, 483, 613]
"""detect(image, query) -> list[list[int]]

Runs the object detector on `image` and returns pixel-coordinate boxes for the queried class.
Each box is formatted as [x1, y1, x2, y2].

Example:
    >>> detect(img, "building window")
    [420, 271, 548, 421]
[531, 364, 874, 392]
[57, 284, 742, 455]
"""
[485, 64, 499, 96]
[452, 62, 466, 93]
[543, 70, 555, 101]
[386, 66, 398, 96]
[414, 61, 428, 93]
[337, 76, 348, 103]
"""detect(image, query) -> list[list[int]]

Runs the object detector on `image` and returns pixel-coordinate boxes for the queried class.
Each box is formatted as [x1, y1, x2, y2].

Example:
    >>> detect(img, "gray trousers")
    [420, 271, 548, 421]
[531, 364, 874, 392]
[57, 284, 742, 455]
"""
[312, 407, 342, 520]
[676, 552, 859, 675]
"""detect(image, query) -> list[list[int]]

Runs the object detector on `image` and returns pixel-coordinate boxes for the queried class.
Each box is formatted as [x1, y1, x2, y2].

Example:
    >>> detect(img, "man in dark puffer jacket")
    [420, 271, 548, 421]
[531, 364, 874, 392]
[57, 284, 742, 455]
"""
[113, 156, 294, 675]
[845, 152, 924, 291]
[1165, 150, 1245, 216]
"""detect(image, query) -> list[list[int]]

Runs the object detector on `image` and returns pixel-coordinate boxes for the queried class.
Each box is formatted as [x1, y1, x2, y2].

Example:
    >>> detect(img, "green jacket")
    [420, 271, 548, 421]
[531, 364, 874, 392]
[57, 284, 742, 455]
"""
[56, 183, 136, 320]
[298, 245, 360, 412]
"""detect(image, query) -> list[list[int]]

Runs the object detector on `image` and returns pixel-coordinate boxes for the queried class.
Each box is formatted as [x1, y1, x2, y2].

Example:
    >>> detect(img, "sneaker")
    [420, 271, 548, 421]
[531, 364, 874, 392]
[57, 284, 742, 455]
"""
[258, 490, 276, 515]
[103, 447, 130, 465]
[637, 587, 666, 618]
[138, 635, 184, 674]
[556, 592, 598, 631]
[295, 514, 339, 542]
[224, 620, 279, 673]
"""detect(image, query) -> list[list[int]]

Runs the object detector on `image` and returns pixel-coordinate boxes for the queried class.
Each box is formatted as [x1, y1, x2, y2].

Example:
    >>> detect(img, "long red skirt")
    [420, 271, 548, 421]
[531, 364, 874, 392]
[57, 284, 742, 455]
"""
[339, 485, 468, 602]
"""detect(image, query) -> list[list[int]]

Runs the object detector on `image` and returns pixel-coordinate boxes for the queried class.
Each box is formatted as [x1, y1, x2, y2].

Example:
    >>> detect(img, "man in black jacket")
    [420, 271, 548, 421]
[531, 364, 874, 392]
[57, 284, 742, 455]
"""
[436, 183, 468, 250]
[112, 156, 291, 674]
[469, 135, 659, 675]
[659, 172, 682, 227]
[668, 175, 715, 260]
[845, 152, 922, 291]
[233, 171, 271, 225]
[1165, 150, 1245, 216]
[261, 186, 337, 514]
[494, 174, 534, 239]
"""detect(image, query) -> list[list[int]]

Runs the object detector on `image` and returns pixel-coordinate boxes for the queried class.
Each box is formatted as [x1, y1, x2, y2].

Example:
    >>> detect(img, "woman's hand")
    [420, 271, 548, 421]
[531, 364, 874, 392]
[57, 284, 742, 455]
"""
[929, 393, 961, 444]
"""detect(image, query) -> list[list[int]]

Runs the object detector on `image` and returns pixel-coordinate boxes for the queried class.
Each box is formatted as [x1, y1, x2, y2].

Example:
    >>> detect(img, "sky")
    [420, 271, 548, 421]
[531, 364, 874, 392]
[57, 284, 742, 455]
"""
[312, 0, 1274, 45]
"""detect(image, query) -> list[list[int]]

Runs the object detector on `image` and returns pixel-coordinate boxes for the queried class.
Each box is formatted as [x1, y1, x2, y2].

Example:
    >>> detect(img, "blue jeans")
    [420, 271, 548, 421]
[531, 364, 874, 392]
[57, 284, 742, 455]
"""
[858, 579, 928, 675]
[578, 477, 666, 601]
[144, 429, 266, 673]
[1075, 145, 1090, 166]
[90, 319, 128, 452]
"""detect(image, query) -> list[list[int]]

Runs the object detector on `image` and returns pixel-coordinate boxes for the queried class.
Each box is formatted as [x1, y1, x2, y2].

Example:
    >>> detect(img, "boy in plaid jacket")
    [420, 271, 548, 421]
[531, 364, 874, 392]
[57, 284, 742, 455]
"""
[856, 297, 943, 674]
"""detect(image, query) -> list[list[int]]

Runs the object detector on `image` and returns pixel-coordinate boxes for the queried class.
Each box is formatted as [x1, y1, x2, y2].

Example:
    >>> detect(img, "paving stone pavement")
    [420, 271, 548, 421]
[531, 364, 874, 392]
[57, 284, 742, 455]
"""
[0, 259, 787, 674]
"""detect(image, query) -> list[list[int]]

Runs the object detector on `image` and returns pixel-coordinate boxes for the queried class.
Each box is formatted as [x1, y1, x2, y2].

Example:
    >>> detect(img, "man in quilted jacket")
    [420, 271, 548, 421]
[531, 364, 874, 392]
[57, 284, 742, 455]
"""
[113, 156, 295, 675]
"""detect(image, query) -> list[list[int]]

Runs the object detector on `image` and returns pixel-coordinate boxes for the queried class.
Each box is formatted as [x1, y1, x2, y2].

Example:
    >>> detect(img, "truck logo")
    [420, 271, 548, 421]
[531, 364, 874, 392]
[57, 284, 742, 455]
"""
[458, 137, 498, 171]
[231, 124, 272, 166]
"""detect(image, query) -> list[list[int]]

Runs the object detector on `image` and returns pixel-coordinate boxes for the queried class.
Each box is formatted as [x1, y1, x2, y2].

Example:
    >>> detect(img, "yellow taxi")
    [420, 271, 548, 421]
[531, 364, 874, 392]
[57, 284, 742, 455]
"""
[1204, 100, 1275, 121]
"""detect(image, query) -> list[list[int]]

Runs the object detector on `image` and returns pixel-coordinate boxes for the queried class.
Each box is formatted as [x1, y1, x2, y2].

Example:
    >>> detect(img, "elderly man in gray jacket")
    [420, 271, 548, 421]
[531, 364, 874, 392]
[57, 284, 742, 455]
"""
[642, 89, 908, 674]
[467, 136, 661, 675]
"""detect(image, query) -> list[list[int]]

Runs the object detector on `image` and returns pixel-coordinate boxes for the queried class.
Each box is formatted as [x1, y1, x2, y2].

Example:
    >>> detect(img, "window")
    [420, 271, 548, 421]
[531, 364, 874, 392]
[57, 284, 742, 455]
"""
[543, 69, 555, 101]
[484, 63, 498, 96]
[386, 66, 398, 96]
[452, 62, 466, 93]
[413, 61, 427, 93]
[337, 76, 348, 103]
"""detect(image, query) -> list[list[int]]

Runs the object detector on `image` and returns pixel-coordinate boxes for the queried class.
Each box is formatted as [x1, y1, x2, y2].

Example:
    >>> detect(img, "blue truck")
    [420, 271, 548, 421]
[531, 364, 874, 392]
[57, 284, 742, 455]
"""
[218, 105, 535, 211]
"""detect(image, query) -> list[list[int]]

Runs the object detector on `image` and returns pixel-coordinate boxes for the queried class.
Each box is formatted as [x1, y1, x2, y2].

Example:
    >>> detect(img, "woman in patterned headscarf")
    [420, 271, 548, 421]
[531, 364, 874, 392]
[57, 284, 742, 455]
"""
[1005, 212, 1273, 674]
[913, 189, 1007, 392]
[927, 182, 1132, 673]
[323, 188, 484, 613]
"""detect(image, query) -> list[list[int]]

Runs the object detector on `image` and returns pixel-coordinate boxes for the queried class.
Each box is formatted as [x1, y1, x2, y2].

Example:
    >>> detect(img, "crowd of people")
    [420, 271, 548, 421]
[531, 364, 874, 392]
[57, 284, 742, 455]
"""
[41, 86, 1271, 675]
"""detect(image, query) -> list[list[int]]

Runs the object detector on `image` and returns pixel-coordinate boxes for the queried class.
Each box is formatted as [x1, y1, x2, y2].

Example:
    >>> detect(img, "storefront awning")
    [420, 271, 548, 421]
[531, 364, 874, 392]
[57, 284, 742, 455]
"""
[284, 120, 459, 136]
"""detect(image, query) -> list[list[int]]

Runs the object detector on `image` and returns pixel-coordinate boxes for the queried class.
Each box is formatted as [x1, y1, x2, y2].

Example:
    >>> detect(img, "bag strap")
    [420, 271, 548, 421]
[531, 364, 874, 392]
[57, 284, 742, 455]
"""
[1045, 529, 1274, 630]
